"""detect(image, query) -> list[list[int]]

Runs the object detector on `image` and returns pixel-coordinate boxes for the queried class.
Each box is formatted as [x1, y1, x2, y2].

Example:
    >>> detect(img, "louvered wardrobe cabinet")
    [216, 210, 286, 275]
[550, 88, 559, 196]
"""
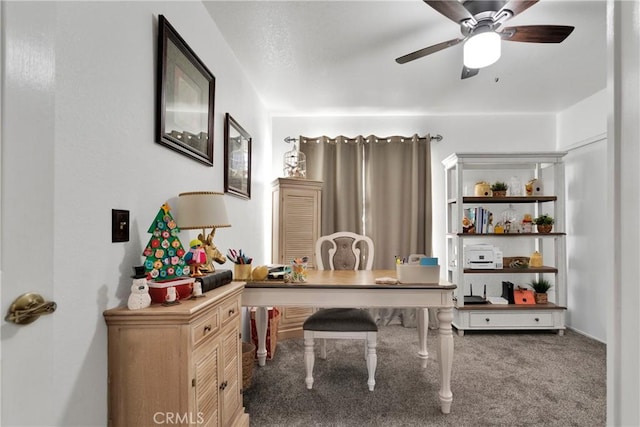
[271, 177, 322, 339]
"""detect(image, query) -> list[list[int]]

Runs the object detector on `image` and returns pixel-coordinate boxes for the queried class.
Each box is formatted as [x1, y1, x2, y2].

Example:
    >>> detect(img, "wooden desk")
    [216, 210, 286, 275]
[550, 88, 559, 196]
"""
[242, 269, 457, 414]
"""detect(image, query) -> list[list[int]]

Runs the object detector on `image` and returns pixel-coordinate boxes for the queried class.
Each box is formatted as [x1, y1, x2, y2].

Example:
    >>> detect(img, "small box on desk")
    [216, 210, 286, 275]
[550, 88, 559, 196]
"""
[250, 307, 280, 360]
[396, 264, 441, 284]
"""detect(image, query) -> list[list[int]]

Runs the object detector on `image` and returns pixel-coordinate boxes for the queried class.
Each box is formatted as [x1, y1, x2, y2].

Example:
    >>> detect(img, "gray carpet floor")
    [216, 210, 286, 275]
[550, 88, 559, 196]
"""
[243, 325, 606, 426]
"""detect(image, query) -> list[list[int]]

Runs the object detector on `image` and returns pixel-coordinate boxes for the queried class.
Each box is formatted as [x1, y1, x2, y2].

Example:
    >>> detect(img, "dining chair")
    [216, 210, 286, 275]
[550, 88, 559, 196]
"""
[303, 231, 377, 391]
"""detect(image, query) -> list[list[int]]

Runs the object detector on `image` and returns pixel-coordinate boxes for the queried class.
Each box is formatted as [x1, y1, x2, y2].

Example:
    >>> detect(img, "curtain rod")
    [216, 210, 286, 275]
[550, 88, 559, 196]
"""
[287, 134, 444, 143]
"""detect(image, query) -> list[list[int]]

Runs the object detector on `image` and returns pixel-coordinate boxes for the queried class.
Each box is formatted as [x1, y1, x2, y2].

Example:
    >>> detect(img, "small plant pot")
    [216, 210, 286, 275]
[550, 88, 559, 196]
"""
[492, 190, 507, 197]
[535, 292, 548, 304]
[537, 224, 553, 234]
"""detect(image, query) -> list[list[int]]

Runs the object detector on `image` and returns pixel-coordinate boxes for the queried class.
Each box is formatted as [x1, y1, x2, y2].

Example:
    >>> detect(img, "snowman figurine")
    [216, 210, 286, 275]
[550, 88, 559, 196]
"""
[128, 266, 151, 310]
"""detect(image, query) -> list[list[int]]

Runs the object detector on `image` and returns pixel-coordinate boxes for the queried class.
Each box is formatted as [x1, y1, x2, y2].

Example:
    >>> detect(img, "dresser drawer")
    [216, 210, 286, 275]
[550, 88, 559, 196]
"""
[192, 309, 220, 347]
[220, 297, 240, 326]
[469, 311, 554, 328]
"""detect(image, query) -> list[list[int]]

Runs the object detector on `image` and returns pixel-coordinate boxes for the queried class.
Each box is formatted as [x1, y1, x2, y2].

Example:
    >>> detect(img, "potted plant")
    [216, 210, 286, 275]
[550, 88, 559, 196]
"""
[533, 213, 554, 233]
[491, 181, 508, 197]
[529, 278, 553, 304]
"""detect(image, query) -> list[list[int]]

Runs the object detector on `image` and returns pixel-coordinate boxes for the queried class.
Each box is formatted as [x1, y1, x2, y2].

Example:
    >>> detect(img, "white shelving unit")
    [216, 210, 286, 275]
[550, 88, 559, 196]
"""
[442, 152, 567, 336]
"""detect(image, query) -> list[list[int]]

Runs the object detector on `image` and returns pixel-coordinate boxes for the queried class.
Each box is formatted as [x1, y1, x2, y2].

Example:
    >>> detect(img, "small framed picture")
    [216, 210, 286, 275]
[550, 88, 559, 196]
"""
[224, 113, 252, 199]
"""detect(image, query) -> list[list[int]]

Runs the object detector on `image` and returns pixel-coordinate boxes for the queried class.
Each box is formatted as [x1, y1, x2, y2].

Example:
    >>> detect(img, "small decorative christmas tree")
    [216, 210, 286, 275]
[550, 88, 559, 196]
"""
[142, 202, 190, 280]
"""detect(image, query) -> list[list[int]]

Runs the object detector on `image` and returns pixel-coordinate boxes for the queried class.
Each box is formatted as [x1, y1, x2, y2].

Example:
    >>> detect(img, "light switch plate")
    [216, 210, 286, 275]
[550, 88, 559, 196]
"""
[112, 209, 130, 242]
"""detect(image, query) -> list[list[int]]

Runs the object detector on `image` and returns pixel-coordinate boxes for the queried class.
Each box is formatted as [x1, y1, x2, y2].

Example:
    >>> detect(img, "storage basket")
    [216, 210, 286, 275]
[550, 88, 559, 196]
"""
[503, 256, 530, 268]
[242, 342, 256, 390]
[396, 264, 440, 284]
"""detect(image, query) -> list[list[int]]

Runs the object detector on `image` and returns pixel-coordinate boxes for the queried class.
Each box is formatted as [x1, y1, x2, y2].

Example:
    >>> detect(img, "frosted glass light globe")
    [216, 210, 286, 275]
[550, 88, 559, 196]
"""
[464, 32, 501, 69]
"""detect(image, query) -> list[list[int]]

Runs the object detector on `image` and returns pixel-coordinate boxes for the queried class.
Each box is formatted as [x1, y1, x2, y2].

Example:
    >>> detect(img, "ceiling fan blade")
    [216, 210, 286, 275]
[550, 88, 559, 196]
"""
[497, 0, 539, 19]
[500, 25, 575, 43]
[396, 38, 463, 64]
[423, 0, 473, 24]
[461, 66, 479, 79]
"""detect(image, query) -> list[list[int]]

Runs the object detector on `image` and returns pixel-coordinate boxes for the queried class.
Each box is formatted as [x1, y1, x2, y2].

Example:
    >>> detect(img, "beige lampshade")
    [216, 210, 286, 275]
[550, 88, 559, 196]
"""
[176, 191, 231, 230]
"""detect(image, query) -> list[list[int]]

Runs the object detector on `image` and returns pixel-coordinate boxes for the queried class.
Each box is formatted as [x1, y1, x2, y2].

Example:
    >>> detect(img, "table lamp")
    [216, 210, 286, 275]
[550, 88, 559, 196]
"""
[176, 191, 231, 274]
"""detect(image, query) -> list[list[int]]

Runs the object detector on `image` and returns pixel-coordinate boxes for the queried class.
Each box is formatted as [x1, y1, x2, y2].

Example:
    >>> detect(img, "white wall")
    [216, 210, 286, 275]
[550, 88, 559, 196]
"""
[1, 2, 270, 426]
[557, 89, 608, 342]
[606, 1, 640, 423]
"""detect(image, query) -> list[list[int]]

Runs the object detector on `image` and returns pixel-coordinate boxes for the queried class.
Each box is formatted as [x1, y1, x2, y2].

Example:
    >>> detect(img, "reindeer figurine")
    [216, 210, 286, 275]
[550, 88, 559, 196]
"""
[198, 229, 227, 273]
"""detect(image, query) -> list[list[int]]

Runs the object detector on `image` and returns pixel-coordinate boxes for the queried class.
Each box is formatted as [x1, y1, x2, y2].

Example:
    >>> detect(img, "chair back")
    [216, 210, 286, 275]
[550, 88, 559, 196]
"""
[315, 232, 374, 271]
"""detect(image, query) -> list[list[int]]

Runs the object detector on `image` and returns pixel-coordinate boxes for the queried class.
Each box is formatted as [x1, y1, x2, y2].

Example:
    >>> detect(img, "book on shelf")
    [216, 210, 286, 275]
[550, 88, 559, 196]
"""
[462, 206, 493, 234]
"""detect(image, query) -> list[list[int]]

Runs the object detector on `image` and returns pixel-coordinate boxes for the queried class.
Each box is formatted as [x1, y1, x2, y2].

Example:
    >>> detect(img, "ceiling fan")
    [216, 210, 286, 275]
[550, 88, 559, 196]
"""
[396, 0, 574, 79]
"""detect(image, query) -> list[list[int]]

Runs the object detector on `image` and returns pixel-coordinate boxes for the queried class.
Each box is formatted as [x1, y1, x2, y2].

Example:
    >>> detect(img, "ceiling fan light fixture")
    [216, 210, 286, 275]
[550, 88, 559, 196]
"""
[463, 31, 501, 69]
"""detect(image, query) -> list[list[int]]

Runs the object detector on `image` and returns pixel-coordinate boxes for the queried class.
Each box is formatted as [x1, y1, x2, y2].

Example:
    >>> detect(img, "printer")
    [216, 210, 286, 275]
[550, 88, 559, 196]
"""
[464, 244, 503, 269]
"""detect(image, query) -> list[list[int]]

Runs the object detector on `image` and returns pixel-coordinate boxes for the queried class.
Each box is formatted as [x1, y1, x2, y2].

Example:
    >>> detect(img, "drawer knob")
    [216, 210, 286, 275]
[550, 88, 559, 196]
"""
[485, 318, 490, 322]
[204, 324, 212, 333]
[228, 309, 235, 316]
[534, 317, 540, 322]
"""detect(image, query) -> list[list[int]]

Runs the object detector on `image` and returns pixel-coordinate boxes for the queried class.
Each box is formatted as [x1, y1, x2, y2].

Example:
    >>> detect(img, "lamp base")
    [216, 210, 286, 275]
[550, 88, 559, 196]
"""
[198, 228, 227, 272]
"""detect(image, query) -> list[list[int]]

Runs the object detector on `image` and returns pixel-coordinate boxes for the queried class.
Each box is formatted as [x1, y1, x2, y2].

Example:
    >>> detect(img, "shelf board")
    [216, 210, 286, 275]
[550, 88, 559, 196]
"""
[463, 266, 558, 274]
[448, 196, 557, 204]
[448, 232, 566, 237]
[455, 302, 566, 311]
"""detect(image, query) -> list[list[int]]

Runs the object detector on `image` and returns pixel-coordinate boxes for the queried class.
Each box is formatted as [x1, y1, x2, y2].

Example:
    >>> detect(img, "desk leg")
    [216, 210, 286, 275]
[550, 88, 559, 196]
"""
[255, 306, 268, 366]
[437, 307, 454, 414]
[417, 308, 429, 368]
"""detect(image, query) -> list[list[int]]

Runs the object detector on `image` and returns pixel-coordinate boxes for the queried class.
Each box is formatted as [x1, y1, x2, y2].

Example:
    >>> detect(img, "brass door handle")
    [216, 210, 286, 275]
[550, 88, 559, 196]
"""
[5, 293, 57, 325]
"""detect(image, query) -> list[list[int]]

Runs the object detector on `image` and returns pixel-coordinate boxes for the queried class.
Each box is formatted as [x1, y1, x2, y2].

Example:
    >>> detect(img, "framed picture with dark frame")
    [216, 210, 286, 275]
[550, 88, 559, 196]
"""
[156, 15, 215, 166]
[224, 113, 252, 199]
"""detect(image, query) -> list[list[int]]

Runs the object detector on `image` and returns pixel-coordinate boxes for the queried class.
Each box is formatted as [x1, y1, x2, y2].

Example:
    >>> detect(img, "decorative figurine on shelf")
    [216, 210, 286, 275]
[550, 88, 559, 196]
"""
[522, 213, 533, 233]
[184, 239, 207, 277]
[128, 266, 151, 310]
[163, 286, 179, 305]
[525, 179, 543, 196]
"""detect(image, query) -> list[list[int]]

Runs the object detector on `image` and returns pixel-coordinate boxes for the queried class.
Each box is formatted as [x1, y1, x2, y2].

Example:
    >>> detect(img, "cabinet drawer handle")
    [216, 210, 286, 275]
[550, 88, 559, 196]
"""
[228, 309, 235, 316]
[534, 317, 540, 322]
[485, 318, 490, 323]
[204, 324, 212, 333]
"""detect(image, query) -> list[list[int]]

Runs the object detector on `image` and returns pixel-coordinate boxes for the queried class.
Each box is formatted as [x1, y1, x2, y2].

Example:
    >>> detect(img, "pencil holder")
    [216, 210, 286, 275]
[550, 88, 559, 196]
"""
[234, 264, 253, 281]
[290, 260, 308, 283]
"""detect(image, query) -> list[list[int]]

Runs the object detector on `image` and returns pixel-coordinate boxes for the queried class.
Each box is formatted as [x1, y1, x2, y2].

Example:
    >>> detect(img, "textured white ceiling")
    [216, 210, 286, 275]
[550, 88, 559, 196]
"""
[204, 0, 606, 115]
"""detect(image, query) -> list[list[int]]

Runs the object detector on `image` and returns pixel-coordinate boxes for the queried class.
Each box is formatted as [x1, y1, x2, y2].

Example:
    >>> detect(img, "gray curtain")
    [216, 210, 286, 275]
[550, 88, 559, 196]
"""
[364, 135, 432, 269]
[300, 134, 433, 327]
[300, 136, 365, 234]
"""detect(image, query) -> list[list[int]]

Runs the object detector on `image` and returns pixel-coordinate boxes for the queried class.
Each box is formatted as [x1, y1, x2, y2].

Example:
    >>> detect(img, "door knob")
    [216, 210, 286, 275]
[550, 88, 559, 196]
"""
[5, 293, 57, 325]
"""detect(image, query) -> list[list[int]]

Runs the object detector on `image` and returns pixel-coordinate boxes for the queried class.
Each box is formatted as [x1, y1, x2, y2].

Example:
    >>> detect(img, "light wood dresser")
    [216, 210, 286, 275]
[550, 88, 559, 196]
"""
[271, 177, 322, 339]
[103, 282, 249, 427]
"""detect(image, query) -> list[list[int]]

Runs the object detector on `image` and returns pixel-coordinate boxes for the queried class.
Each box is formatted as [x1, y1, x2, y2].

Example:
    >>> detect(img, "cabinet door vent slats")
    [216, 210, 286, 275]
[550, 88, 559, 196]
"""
[195, 347, 219, 426]
[272, 178, 323, 340]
